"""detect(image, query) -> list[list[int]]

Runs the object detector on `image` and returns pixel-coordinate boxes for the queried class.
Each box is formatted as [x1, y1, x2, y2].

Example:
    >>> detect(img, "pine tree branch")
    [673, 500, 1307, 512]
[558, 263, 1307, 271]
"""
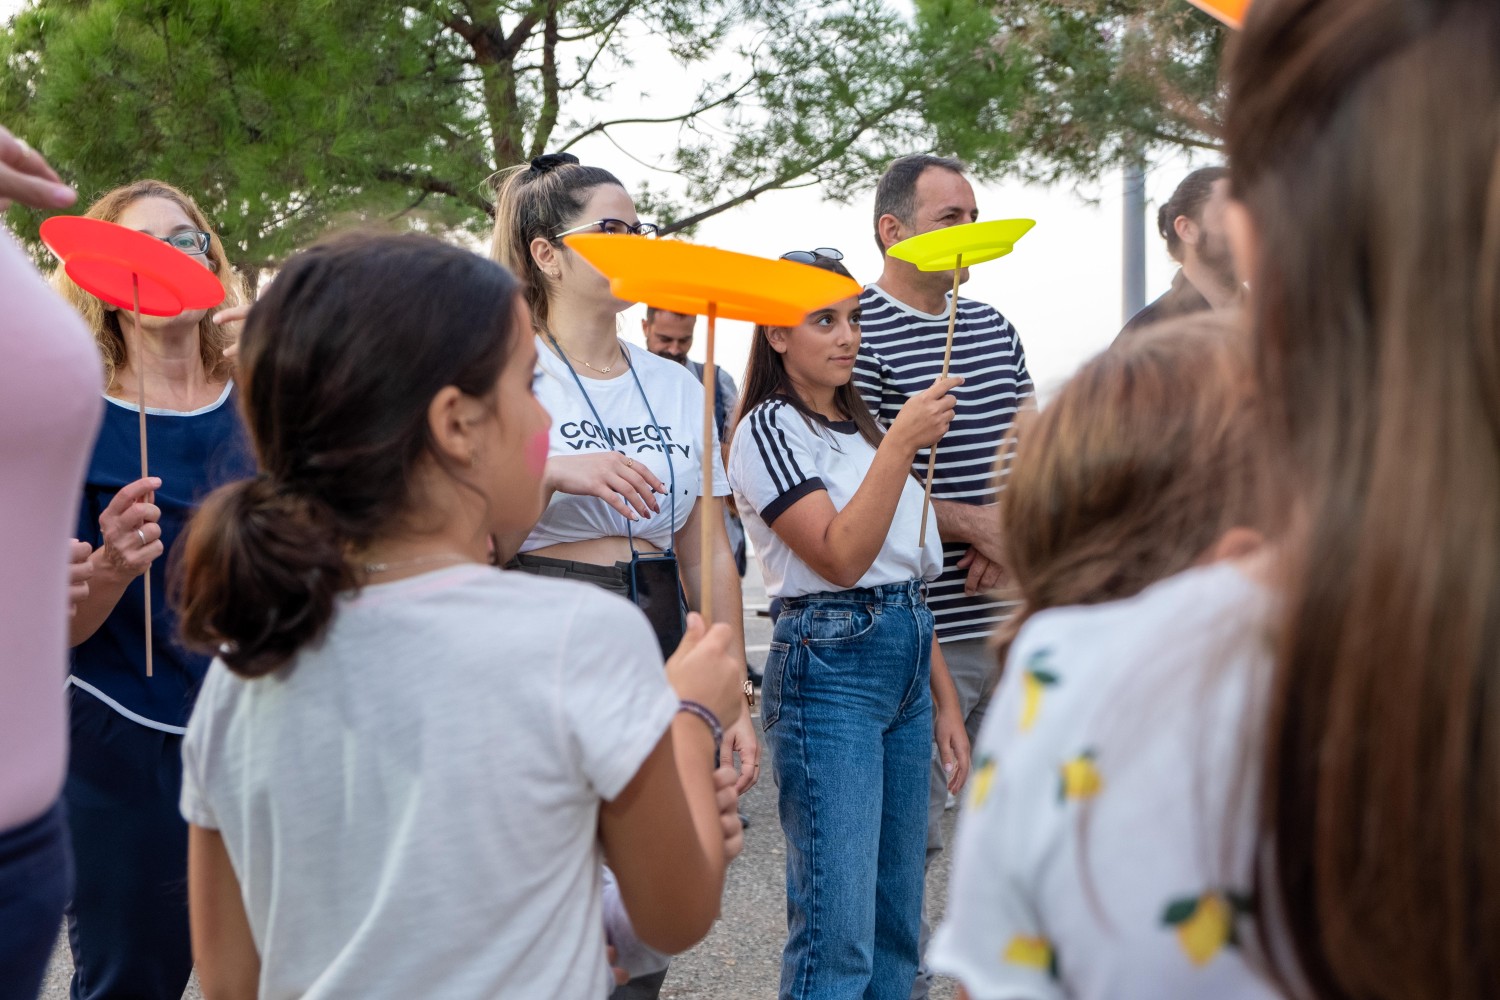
[554, 75, 755, 151]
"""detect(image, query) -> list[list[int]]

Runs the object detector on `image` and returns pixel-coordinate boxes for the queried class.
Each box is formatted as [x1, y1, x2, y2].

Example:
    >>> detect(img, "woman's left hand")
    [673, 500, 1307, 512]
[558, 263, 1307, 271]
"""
[935, 701, 971, 795]
[725, 707, 760, 794]
[67, 539, 93, 613]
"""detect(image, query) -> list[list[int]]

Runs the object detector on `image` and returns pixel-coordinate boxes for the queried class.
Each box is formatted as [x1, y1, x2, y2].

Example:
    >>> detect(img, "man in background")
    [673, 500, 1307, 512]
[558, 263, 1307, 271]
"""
[854, 153, 1034, 1000]
[1118, 165, 1237, 338]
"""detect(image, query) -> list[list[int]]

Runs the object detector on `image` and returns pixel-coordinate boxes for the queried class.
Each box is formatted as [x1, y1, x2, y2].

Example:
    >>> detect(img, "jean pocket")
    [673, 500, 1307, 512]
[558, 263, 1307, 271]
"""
[760, 641, 790, 730]
[804, 605, 878, 645]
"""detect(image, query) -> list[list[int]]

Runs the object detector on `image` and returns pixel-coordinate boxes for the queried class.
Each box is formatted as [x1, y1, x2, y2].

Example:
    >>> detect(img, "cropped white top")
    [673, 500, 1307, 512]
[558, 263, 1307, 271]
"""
[520, 338, 729, 553]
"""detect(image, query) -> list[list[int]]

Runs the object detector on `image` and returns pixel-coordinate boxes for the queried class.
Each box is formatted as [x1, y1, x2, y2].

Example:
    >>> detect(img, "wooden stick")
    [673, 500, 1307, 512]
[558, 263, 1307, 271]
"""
[700, 302, 718, 622]
[132, 274, 153, 678]
[918, 253, 964, 548]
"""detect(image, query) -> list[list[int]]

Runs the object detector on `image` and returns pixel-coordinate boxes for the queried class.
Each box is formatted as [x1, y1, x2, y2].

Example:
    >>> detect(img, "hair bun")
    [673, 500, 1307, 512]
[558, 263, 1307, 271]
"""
[529, 152, 580, 175]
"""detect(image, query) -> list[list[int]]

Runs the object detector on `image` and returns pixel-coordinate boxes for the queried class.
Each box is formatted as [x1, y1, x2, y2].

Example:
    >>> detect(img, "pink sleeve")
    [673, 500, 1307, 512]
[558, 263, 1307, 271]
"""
[0, 225, 103, 832]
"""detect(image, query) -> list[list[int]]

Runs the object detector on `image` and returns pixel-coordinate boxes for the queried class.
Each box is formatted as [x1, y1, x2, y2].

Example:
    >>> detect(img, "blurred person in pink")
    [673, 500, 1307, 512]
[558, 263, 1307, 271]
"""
[0, 124, 101, 1000]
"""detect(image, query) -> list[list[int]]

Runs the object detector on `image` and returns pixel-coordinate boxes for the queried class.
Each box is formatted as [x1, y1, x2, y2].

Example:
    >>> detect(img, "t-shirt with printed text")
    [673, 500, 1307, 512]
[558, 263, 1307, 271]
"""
[523, 338, 729, 553]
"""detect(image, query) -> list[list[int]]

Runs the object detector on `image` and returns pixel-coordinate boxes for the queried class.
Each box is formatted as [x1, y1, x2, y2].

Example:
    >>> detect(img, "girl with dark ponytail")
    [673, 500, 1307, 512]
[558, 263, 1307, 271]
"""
[175, 232, 745, 999]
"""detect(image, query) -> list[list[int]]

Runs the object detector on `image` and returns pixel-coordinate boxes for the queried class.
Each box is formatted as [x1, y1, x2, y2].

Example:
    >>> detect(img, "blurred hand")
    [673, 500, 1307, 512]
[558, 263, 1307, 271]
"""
[935, 701, 971, 795]
[213, 304, 251, 362]
[605, 946, 628, 987]
[0, 125, 76, 212]
[68, 539, 93, 614]
[725, 708, 759, 794]
[956, 548, 1006, 597]
[713, 765, 745, 863]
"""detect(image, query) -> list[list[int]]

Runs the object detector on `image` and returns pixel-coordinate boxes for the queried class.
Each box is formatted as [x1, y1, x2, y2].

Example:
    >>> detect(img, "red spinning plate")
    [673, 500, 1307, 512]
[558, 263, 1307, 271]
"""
[40, 216, 225, 316]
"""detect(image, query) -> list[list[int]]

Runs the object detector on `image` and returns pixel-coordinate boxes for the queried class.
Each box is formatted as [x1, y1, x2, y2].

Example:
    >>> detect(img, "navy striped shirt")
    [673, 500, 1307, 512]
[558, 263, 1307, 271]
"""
[854, 284, 1033, 642]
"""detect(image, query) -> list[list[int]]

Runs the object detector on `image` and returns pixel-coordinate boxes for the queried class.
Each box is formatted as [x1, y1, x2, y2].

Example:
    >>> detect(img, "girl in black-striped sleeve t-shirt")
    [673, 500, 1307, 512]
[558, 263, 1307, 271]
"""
[727, 252, 970, 999]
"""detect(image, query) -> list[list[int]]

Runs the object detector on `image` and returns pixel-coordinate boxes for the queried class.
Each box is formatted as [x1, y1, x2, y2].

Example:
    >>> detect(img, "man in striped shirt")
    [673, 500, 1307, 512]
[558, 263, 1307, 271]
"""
[853, 153, 1034, 1000]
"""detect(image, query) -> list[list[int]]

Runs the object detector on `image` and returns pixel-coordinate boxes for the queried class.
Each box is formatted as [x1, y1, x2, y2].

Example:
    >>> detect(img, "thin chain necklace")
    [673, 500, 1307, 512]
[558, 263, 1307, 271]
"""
[546, 331, 626, 375]
[361, 552, 474, 575]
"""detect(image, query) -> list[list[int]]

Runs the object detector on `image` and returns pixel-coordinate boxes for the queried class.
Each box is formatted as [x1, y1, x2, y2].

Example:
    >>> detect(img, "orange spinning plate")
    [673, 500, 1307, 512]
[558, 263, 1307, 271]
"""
[563, 234, 861, 324]
[1185, 0, 1247, 27]
[40, 216, 225, 316]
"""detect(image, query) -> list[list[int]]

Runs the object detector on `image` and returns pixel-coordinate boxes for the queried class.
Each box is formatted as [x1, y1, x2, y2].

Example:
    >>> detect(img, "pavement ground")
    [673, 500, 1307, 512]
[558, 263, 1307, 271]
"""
[40, 557, 962, 999]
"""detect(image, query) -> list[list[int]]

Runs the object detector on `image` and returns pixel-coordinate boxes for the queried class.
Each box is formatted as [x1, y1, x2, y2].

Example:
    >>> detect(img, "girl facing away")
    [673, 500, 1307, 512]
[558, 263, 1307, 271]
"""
[929, 314, 1276, 1000]
[950, 0, 1500, 995]
[174, 232, 744, 999]
[728, 250, 971, 1000]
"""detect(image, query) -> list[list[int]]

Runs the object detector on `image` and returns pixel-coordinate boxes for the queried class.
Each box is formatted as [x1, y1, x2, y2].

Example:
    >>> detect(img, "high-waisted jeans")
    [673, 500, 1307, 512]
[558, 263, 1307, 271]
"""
[762, 580, 934, 1000]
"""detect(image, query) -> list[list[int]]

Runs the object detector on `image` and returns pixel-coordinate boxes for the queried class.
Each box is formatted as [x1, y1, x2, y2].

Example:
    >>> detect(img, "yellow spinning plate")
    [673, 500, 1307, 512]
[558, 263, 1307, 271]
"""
[887, 218, 1035, 271]
[564, 234, 861, 618]
[884, 219, 1036, 547]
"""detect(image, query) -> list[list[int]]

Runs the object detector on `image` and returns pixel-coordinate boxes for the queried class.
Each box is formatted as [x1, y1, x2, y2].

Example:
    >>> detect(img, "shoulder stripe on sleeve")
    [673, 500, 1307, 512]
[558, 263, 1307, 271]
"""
[768, 403, 809, 484]
[750, 404, 793, 494]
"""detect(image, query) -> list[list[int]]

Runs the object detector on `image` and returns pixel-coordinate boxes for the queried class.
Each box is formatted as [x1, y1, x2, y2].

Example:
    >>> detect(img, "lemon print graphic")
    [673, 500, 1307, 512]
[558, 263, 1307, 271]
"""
[1018, 650, 1059, 732]
[969, 755, 997, 808]
[1002, 935, 1058, 979]
[1058, 749, 1102, 801]
[1160, 891, 1252, 966]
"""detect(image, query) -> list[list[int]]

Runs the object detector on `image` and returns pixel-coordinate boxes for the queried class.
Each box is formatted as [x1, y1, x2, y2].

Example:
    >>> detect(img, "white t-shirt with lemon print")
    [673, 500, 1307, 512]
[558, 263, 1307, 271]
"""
[928, 561, 1283, 1000]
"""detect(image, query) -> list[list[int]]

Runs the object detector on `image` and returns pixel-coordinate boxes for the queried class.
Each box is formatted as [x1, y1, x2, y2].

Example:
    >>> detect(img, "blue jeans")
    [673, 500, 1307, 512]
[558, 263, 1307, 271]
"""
[762, 580, 934, 1000]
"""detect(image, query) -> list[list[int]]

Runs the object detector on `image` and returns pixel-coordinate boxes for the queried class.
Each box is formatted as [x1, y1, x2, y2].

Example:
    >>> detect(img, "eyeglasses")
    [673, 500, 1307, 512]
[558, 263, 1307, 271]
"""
[779, 247, 843, 264]
[554, 218, 661, 240]
[156, 230, 212, 256]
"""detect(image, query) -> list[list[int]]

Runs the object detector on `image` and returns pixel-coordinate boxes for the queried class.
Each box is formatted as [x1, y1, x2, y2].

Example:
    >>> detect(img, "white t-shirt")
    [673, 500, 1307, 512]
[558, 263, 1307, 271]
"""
[522, 338, 730, 553]
[179, 566, 679, 1000]
[928, 562, 1282, 1000]
[727, 396, 942, 598]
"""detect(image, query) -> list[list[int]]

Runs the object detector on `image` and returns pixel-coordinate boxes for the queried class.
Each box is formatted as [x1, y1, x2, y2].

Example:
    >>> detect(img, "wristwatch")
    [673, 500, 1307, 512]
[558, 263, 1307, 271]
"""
[744, 677, 757, 709]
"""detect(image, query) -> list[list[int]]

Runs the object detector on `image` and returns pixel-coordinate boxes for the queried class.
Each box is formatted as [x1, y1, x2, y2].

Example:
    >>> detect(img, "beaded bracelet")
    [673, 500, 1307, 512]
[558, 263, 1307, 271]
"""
[676, 700, 723, 758]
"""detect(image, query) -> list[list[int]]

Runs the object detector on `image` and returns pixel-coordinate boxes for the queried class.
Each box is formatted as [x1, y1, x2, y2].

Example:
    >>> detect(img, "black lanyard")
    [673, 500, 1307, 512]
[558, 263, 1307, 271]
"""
[544, 334, 677, 555]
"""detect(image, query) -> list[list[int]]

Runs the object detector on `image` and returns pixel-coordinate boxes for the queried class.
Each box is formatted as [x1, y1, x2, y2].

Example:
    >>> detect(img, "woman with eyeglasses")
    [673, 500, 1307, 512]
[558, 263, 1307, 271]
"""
[489, 152, 758, 1000]
[53, 179, 255, 1000]
[727, 250, 970, 1000]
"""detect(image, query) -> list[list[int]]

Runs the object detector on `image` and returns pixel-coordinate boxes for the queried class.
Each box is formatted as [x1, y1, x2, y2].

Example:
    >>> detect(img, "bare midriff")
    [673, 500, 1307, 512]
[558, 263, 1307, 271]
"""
[529, 534, 663, 567]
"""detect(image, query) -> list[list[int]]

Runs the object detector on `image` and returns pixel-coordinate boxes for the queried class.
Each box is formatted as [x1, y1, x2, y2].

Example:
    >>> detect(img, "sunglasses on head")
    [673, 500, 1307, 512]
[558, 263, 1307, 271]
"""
[779, 247, 843, 265]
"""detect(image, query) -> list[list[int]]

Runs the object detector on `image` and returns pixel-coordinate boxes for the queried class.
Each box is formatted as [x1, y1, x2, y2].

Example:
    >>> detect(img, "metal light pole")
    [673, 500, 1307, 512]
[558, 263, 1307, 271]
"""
[1123, 157, 1147, 323]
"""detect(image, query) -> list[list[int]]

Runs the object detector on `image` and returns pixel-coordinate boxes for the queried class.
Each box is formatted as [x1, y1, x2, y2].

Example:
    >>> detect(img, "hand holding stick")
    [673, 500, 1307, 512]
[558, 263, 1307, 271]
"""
[131, 274, 153, 677]
[918, 253, 964, 548]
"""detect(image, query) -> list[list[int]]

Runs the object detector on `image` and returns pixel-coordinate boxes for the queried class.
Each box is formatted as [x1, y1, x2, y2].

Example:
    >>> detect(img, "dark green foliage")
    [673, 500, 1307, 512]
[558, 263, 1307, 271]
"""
[914, 0, 1229, 184]
[2, 0, 1226, 276]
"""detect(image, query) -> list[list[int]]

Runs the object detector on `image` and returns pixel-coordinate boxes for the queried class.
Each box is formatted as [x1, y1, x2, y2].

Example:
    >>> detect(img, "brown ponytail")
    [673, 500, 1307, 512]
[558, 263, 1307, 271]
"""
[488, 153, 624, 329]
[176, 232, 524, 677]
[1226, 0, 1500, 996]
[994, 313, 1268, 664]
